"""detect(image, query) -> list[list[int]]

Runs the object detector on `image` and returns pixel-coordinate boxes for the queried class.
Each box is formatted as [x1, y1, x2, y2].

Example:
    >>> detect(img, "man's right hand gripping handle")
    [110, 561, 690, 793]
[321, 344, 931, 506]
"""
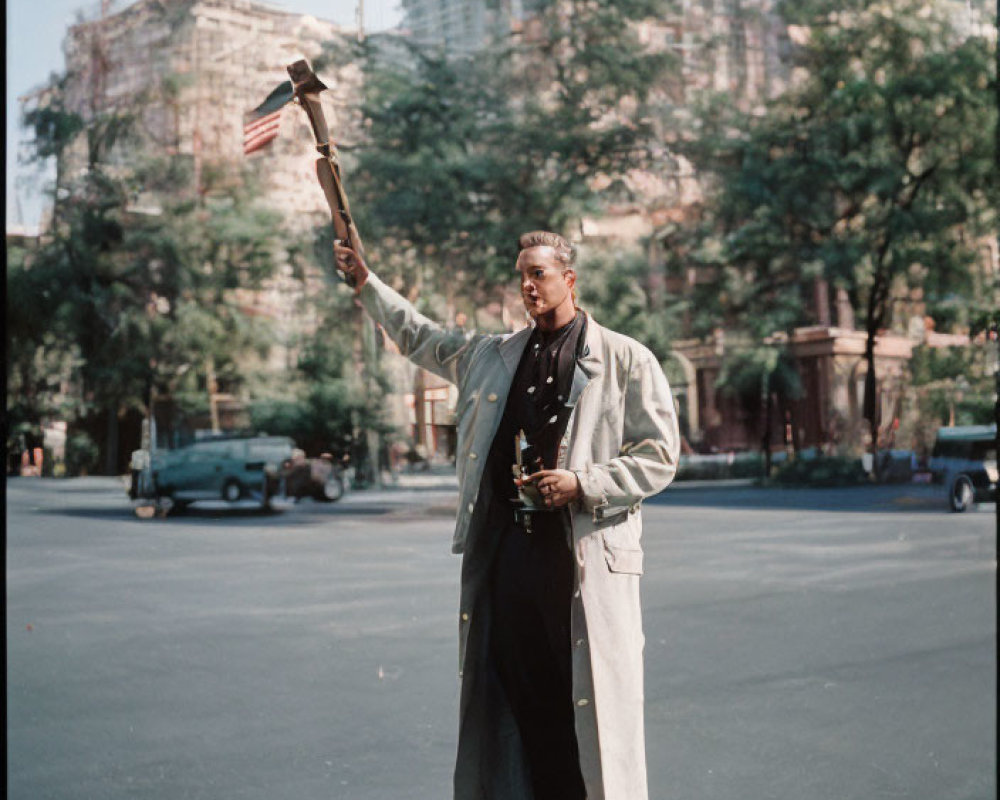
[334, 242, 369, 293]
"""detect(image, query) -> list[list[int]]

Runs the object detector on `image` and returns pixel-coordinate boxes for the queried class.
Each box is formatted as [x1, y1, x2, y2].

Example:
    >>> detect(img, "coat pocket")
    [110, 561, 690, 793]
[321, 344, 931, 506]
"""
[597, 511, 644, 574]
[601, 525, 644, 575]
[603, 545, 644, 575]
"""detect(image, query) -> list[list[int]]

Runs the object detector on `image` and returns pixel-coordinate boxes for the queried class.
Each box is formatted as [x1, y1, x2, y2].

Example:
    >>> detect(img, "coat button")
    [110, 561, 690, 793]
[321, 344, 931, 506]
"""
[576, 698, 590, 707]
[469, 451, 478, 460]
[467, 502, 475, 513]
[487, 393, 497, 402]
[574, 638, 586, 648]
[461, 612, 469, 621]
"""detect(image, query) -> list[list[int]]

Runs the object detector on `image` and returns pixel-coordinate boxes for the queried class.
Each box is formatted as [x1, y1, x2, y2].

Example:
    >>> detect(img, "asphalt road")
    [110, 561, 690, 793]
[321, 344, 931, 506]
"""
[6, 477, 996, 800]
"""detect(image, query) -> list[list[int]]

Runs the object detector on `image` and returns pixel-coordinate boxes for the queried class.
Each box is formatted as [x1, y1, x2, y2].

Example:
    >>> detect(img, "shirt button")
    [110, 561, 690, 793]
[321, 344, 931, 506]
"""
[576, 698, 590, 707]
[461, 612, 469, 621]
[469, 451, 478, 460]
[574, 638, 586, 648]
[467, 502, 475, 513]
[487, 393, 497, 402]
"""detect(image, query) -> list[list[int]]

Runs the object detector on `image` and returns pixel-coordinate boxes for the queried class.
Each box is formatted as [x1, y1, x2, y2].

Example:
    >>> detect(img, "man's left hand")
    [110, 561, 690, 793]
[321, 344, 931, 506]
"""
[520, 469, 581, 508]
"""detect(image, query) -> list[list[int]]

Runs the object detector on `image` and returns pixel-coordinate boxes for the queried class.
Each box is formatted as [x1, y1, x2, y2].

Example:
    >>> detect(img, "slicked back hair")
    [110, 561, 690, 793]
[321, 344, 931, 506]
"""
[517, 231, 576, 270]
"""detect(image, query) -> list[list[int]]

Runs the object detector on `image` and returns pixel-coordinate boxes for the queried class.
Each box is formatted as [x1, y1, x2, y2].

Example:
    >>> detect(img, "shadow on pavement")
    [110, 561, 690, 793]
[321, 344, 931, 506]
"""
[38, 501, 398, 526]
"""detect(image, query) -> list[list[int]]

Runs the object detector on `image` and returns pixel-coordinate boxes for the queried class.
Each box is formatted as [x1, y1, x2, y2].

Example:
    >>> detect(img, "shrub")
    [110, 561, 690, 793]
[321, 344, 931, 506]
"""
[772, 455, 869, 487]
[676, 452, 765, 481]
[65, 433, 100, 476]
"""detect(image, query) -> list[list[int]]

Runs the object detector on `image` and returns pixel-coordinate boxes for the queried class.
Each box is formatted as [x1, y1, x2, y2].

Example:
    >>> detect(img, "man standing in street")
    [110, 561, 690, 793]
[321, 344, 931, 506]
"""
[334, 231, 680, 800]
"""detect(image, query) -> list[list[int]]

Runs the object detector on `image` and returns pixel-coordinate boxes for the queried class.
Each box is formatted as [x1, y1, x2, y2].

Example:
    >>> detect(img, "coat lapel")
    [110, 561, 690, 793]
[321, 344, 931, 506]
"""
[496, 325, 532, 377]
[496, 316, 601, 407]
[567, 314, 603, 408]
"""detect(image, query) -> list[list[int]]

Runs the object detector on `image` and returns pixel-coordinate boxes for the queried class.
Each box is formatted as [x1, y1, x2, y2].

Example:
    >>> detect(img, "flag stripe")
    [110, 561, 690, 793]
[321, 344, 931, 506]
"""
[244, 135, 277, 156]
[243, 128, 280, 154]
[243, 108, 282, 155]
[243, 120, 280, 147]
[244, 108, 282, 135]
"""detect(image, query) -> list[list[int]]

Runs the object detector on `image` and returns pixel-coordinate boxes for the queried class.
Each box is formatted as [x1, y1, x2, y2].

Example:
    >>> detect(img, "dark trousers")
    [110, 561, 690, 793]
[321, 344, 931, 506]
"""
[489, 516, 586, 800]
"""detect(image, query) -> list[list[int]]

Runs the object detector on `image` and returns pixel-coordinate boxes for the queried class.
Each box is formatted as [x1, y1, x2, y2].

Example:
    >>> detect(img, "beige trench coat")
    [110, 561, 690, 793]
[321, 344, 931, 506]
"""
[359, 273, 680, 800]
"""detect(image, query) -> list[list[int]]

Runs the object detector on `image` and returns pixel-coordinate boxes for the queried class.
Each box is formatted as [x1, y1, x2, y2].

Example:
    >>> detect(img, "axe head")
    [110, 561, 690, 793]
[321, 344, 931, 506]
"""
[287, 59, 328, 95]
[249, 79, 294, 119]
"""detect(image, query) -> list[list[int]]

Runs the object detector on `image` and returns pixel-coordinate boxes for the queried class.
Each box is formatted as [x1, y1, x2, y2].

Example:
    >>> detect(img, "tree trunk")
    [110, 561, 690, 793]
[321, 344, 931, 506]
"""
[104, 406, 119, 476]
[863, 255, 890, 483]
[760, 372, 772, 479]
[762, 385, 773, 477]
[863, 333, 880, 482]
[361, 311, 382, 488]
[787, 402, 802, 455]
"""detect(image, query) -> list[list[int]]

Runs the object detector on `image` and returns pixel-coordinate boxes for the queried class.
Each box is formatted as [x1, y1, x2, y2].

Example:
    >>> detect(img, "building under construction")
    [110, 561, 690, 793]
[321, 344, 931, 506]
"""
[60, 0, 359, 223]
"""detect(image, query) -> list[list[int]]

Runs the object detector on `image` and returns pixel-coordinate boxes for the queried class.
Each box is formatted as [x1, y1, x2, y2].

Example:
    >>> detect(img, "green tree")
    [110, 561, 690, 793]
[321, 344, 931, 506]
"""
[678, 0, 997, 475]
[346, 0, 676, 318]
[249, 277, 392, 481]
[16, 92, 286, 473]
[6, 239, 76, 471]
[575, 246, 679, 360]
[298, 6, 678, 476]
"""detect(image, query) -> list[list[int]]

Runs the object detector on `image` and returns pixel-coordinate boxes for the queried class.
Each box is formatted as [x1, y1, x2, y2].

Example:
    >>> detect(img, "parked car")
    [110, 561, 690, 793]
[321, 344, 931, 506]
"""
[929, 425, 997, 512]
[280, 451, 346, 502]
[139, 435, 295, 511]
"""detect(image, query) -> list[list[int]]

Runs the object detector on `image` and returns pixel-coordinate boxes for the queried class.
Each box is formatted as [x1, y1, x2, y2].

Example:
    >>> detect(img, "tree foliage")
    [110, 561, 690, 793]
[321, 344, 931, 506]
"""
[676, 0, 997, 468]
[11, 93, 288, 472]
[348, 0, 676, 318]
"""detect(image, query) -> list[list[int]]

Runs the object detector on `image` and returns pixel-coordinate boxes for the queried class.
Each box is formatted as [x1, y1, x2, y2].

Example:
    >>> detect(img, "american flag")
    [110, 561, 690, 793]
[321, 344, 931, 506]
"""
[243, 80, 293, 156]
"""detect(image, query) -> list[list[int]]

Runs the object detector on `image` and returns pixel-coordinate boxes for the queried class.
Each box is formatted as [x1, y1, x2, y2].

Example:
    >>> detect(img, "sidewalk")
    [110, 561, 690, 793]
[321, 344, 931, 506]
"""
[378, 465, 459, 491]
[670, 478, 757, 489]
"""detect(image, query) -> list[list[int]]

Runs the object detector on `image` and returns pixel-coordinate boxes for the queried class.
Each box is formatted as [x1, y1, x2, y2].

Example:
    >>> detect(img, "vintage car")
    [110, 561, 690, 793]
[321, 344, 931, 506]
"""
[929, 425, 998, 512]
[133, 434, 295, 512]
[130, 436, 348, 514]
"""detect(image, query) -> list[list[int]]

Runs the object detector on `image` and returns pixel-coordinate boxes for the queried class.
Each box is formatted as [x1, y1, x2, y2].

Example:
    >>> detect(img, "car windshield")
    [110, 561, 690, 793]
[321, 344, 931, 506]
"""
[932, 437, 995, 460]
[247, 439, 295, 462]
[192, 440, 238, 458]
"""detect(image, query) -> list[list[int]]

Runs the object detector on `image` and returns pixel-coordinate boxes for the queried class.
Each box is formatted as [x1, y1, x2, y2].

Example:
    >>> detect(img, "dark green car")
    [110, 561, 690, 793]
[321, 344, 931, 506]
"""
[148, 435, 295, 511]
[930, 425, 998, 512]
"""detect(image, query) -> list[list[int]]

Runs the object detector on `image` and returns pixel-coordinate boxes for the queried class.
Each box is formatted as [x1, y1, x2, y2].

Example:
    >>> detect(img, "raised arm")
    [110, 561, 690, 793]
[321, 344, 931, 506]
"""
[334, 243, 482, 386]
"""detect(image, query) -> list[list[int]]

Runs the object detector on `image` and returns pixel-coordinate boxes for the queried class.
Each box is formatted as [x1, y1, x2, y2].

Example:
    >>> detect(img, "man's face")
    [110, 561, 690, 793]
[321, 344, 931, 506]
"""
[515, 246, 576, 319]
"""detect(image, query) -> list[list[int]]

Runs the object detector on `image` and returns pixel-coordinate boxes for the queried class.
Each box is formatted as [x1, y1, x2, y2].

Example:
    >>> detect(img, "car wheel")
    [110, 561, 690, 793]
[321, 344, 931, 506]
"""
[156, 494, 186, 515]
[316, 475, 345, 502]
[222, 479, 243, 503]
[950, 475, 974, 512]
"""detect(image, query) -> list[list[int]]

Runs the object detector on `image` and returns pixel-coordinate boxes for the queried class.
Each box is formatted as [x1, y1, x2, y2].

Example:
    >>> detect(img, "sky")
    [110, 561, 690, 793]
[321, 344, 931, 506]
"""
[5, 0, 403, 232]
